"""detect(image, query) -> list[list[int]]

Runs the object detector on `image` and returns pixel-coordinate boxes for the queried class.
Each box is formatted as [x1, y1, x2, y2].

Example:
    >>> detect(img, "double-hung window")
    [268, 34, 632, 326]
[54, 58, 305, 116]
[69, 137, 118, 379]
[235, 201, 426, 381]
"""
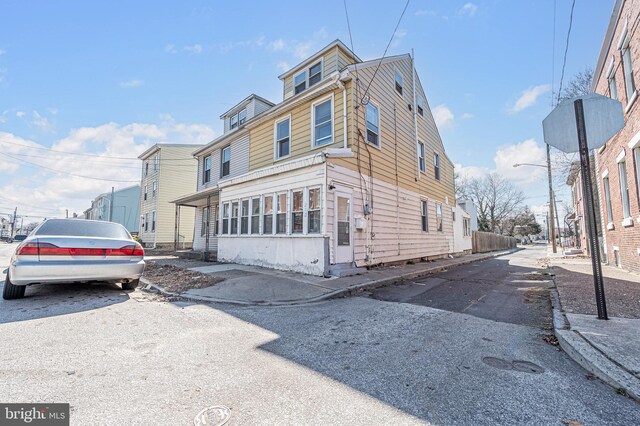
[291, 190, 303, 234]
[308, 61, 322, 86]
[313, 98, 333, 147]
[421, 200, 429, 232]
[603, 176, 614, 224]
[240, 200, 249, 234]
[619, 160, 631, 219]
[143, 185, 148, 201]
[434, 153, 441, 180]
[230, 202, 239, 234]
[395, 68, 403, 96]
[152, 181, 157, 198]
[463, 218, 471, 236]
[435, 203, 442, 232]
[151, 210, 156, 232]
[417, 96, 425, 116]
[263, 195, 274, 234]
[222, 204, 230, 234]
[230, 114, 238, 130]
[294, 71, 307, 95]
[238, 108, 247, 126]
[308, 188, 321, 233]
[275, 117, 290, 159]
[144, 162, 149, 177]
[154, 154, 159, 171]
[621, 30, 636, 102]
[276, 193, 287, 234]
[294, 61, 322, 95]
[221, 146, 230, 178]
[418, 142, 426, 173]
[366, 102, 380, 147]
[251, 197, 260, 234]
[608, 60, 619, 100]
[203, 155, 211, 184]
[144, 212, 149, 232]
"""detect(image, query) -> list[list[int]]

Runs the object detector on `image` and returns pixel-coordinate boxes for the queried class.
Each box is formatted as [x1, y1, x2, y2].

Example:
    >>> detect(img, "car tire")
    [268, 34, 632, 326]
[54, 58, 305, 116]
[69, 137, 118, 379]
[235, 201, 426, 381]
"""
[121, 279, 139, 291]
[3, 272, 26, 300]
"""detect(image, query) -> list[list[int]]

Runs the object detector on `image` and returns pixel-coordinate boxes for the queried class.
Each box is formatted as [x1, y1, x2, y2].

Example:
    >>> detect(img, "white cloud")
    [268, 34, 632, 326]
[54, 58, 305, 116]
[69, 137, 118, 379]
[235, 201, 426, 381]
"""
[31, 110, 54, 133]
[459, 2, 478, 16]
[510, 84, 551, 113]
[391, 29, 408, 48]
[119, 79, 143, 88]
[184, 44, 203, 54]
[276, 61, 290, 72]
[269, 38, 286, 51]
[461, 112, 474, 120]
[164, 44, 178, 54]
[433, 105, 455, 129]
[493, 138, 547, 183]
[415, 10, 436, 17]
[16, 111, 25, 118]
[0, 120, 215, 216]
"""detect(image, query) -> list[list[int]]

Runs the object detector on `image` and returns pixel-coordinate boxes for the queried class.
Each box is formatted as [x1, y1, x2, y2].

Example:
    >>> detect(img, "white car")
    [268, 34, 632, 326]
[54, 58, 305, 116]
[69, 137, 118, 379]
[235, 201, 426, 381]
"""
[3, 219, 145, 300]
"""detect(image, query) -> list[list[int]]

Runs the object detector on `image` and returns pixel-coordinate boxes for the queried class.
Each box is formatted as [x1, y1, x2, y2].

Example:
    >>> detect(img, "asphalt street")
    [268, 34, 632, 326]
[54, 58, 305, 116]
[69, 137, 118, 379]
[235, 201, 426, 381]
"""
[1, 244, 638, 425]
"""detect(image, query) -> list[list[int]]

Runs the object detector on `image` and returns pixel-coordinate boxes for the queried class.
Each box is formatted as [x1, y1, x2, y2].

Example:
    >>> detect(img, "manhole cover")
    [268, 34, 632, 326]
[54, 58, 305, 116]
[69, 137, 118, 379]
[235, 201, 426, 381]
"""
[512, 360, 545, 374]
[193, 405, 231, 426]
[482, 357, 513, 370]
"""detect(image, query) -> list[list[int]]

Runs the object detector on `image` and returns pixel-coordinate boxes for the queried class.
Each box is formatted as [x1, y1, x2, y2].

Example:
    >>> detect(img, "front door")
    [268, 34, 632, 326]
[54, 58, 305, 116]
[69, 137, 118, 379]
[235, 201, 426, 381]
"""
[334, 192, 353, 263]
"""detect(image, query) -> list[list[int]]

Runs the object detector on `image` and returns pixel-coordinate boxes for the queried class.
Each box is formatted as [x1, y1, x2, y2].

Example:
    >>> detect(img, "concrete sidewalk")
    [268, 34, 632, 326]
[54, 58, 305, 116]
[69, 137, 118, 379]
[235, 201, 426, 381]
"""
[142, 249, 517, 306]
[549, 257, 640, 401]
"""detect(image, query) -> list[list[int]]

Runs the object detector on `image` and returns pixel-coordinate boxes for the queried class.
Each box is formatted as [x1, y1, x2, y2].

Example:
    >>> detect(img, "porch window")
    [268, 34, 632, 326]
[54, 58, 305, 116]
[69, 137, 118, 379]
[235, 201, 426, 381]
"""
[366, 102, 380, 147]
[313, 98, 333, 147]
[421, 200, 428, 232]
[222, 203, 230, 235]
[308, 188, 321, 233]
[275, 117, 290, 159]
[264, 195, 274, 234]
[435, 203, 442, 232]
[203, 155, 211, 184]
[221, 146, 231, 178]
[276, 193, 287, 234]
[251, 197, 260, 234]
[240, 200, 249, 234]
[230, 202, 239, 234]
[292, 190, 303, 234]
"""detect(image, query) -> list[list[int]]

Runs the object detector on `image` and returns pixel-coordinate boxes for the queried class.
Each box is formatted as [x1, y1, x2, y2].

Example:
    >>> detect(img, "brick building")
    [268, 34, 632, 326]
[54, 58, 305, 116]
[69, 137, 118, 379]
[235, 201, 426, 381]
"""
[566, 159, 602, 256]
[593, 0, 640, 271]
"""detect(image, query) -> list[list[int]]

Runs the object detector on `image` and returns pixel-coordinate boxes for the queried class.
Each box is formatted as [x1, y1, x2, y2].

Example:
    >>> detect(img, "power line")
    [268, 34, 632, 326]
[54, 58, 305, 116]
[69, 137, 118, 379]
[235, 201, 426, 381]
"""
[359, 0, 411, 104]
[556, 0, 576, 106]
[0, 152, 140, 183]
[551, 0, 557, 107]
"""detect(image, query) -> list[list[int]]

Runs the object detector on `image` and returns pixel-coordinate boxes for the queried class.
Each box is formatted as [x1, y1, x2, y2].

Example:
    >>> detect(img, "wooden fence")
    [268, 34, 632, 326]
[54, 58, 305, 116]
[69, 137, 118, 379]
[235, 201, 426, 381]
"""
[472, 231, 518, 254]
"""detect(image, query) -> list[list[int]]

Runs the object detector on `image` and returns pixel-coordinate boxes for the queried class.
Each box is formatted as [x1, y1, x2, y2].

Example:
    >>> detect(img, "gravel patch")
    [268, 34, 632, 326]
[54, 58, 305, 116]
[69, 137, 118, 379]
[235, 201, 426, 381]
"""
[143, 262, 223, 293]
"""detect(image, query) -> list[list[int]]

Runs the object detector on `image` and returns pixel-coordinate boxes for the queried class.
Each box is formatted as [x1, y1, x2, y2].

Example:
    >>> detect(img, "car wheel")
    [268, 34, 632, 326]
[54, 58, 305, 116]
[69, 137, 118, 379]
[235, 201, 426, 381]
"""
[121, 279, 139, 291]
[3, 272, 26, 300]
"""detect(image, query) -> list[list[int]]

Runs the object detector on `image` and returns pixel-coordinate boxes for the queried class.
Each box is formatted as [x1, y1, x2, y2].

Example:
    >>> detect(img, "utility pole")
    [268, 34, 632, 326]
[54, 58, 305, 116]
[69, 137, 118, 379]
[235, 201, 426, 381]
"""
[66, 209, 69, 219]
[546, 212, 550, 241]
[10, 207, 17, 238]
[546, 143, 557, 253]
[109, 187, 115, 222]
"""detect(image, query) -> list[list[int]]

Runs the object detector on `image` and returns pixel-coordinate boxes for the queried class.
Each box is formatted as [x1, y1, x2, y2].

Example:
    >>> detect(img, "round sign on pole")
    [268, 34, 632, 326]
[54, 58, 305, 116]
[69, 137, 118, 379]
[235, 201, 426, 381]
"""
[542, 93, 624, 153]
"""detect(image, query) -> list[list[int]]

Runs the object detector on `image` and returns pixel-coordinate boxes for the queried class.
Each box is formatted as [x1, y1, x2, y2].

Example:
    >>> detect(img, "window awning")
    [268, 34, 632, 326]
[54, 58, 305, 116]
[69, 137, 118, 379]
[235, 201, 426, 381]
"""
[171, 187, 219, 207]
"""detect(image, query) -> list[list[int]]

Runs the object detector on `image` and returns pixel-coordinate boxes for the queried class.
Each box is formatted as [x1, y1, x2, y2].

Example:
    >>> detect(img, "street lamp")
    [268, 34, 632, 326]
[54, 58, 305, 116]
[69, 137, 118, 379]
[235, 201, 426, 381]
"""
[514, 155, 558, 254]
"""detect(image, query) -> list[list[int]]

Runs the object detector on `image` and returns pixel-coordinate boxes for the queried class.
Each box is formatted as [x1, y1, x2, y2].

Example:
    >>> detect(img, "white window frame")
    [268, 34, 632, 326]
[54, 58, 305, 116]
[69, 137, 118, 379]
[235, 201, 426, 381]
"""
[143, 185, 148, 201]
[250, 196, 261, 235]
[618, 23, 636, 103]
[421, 199, 429, 232]
[151, 210, 156, 233]
[152, 180, 157, 198]
[365, 101, 381, 148]
[418, 142, 426, 173]
[230, 201, 239, 235]
[290, 189, 304, 234]
[222, 203, 230, 235]
[307, 187, 322, 234]
[603, 175, 614, 226]
[435, 202, 443, 232]
[434, 153, 441, 181]
[238, 108, 247, 126]
[417, 96, 425, 116]
[618, 160, 631, 219]
[220, 146, 231, 178]
[311, 94, 334, 149]
[154, 154, 159, 171]
[394, 66, 404, 97]
[274, 114, 291, 160]
[263, 194, 274, 235]
[203, 155, 212, 184]
[276, 192, 288, 234]
[144, 212, 149, 232]
[230, 113, 238, 130]
[607, 57, 618, 100]
[293, 58, 323, 95]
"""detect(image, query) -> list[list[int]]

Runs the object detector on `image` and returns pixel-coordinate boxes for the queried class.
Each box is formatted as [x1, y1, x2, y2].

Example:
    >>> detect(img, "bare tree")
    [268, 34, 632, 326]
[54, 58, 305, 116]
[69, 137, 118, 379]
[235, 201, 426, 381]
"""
[457, 173, 526, 233]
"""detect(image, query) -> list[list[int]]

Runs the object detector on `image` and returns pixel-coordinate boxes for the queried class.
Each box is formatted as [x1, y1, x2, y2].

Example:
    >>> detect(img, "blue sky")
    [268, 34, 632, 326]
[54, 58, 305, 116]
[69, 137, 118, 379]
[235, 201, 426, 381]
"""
[0, 0, 614, 220]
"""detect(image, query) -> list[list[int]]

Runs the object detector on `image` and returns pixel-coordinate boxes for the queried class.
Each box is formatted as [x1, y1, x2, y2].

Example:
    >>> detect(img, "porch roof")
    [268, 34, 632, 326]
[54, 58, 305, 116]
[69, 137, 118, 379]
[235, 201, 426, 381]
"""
[171, 187, 219, 207]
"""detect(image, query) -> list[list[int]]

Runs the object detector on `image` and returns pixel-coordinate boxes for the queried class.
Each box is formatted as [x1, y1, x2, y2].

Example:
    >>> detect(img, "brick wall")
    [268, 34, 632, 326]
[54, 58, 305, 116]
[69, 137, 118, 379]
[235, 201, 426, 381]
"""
[594, 0, 640, 272]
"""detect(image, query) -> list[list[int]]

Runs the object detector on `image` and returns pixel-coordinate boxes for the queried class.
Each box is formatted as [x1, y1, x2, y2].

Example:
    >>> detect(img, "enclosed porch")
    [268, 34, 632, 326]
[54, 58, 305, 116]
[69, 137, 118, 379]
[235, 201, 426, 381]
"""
[171, 187, 220, 261]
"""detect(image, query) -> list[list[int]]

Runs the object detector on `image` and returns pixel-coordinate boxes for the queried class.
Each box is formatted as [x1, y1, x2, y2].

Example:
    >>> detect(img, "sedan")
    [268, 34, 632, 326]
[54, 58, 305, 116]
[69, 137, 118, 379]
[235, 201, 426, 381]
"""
[3, 219, 145, 299]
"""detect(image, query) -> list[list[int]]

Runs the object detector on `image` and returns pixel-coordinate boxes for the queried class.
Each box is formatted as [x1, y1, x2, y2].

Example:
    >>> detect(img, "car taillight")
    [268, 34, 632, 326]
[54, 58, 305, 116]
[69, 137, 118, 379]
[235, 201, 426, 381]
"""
[16, 242, 38, 256]
[107, 244, 144, 257]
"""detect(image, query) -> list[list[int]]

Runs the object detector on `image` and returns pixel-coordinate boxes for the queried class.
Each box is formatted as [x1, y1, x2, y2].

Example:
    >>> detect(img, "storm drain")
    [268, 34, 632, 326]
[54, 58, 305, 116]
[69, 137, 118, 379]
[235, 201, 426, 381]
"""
[482, 357, 545, 374]
[193, 405, 231, 426]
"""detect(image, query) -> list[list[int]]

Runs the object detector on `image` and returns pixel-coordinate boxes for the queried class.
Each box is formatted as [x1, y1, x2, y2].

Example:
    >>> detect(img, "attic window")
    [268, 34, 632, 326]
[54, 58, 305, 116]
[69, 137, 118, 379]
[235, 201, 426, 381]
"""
[417, 97, 425, 116]
[229, 108, 247, 129]
[294, 60, 323, 95]
[395, 68, 403, 96]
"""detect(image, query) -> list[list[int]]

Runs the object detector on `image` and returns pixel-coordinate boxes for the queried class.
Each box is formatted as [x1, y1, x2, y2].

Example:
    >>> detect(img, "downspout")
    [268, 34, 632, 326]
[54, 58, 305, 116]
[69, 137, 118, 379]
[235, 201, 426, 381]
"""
[412, 48, 420, 181]
[339, 80, 348, 149]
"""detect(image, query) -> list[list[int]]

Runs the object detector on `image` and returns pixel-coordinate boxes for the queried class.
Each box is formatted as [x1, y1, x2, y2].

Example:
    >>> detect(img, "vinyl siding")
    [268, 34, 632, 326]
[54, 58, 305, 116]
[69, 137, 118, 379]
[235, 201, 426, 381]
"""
[283, 46, 352, 99]
[249, 88, 348, 170]
[196, 132, 250, 191]
[193, 204, 219, 252]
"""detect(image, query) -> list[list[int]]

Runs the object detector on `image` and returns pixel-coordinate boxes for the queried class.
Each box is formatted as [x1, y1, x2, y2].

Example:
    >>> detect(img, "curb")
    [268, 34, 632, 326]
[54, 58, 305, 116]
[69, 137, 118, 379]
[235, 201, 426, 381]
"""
[549, 269, 640, 401]
[141, 248, 518, 307]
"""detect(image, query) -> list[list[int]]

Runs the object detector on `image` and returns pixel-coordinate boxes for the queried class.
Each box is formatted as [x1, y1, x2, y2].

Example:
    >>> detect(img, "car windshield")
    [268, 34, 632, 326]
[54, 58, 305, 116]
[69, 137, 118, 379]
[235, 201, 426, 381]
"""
[35, 220, 131, 239]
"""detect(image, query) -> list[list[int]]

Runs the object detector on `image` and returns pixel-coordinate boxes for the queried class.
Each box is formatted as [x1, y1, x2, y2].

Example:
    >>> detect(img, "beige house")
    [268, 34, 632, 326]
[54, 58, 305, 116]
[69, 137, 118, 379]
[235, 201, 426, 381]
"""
[138, 144, 200, 249]
[174, 39, 457, 275]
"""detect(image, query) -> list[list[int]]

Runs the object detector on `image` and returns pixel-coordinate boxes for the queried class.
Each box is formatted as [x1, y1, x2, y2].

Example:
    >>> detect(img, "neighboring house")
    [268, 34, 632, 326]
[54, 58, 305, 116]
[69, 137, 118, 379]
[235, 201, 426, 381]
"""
[138, 144, 200, 249]
[457, 198, 479, 231]
[174, 39, 456, 276]
[1, 217, 10, 238]
[85, 185, 140, 233]
[566, 160, 603, 255]
[592, 0, 640, 271]
[453, 204, 473, 254]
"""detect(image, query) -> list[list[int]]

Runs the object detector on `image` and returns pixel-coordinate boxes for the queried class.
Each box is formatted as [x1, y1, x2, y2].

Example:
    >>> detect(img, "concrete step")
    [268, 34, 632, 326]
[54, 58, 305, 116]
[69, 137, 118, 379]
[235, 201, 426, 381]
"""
[328, 263, 363, 277]
[175, 250, 217, 262]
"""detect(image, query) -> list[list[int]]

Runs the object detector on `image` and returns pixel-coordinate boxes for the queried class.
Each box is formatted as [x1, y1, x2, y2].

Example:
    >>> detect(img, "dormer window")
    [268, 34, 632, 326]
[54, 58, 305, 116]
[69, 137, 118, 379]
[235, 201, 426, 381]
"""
[395, 68, 403, 96]
[230, 114, 238, 130]
[238, 108, 246, 125]
[229, 108, 246, 130]
[294, 60, 323, 95]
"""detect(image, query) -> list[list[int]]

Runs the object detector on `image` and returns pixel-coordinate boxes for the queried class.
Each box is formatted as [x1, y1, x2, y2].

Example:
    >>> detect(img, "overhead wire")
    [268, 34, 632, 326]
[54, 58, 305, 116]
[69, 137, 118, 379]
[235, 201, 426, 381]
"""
[555, 0, 576, 106]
